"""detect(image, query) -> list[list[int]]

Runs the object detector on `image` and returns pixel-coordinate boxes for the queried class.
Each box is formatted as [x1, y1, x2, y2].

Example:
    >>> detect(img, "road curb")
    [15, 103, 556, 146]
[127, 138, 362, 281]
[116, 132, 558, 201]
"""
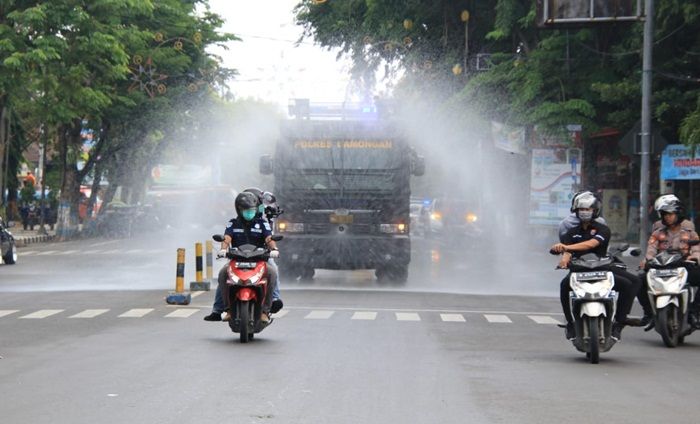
[15, 234, 55, 247]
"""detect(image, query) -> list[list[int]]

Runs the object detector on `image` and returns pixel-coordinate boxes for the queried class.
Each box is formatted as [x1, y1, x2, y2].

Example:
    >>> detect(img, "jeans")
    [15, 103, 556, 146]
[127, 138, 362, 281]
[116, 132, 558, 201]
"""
[212, 259, 281, 313]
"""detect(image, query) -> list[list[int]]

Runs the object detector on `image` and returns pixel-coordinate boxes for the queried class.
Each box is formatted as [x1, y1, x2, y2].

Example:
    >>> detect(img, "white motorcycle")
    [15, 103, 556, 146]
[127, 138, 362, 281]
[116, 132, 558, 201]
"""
[634, 247, 699, 347]
[553, 245, 628, 364]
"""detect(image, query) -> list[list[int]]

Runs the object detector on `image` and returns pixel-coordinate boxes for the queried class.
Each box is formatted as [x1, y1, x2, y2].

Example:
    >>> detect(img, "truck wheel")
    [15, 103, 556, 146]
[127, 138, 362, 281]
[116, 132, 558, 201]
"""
[300, 268, 315, 280]
[388, 265, 409, 283]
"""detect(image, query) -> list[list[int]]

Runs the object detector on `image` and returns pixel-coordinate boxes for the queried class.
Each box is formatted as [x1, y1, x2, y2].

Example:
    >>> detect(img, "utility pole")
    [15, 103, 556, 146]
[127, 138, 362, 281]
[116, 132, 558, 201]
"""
[461, 10, 470, 73]
[639, 0, 654, 252]
[37, 126, 48, 235]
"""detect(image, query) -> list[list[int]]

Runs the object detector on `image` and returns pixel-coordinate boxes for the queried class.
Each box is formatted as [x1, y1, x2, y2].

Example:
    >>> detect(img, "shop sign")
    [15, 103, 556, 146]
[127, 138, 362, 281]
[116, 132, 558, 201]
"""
[661, 144, 700, 180]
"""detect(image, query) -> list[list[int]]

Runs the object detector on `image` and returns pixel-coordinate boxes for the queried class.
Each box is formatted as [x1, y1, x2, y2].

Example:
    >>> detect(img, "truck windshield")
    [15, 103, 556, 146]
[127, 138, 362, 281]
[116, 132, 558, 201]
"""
[286, 139, 402, 170]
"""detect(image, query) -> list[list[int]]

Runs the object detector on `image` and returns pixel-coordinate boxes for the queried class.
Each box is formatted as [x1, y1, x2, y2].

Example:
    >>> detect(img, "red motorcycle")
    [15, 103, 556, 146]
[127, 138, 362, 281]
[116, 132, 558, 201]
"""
[213, 235, 281, 343]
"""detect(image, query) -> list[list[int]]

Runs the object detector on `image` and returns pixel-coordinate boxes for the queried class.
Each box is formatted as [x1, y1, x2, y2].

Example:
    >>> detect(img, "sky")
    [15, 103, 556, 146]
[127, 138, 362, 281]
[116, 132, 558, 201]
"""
[206, 0, 354, 108]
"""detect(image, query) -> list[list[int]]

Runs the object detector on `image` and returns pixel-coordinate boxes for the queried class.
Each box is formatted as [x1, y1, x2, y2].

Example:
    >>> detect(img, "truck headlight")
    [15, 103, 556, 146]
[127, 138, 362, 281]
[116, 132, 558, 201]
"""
[466, 213, 478, 223]
[379, 224, 407, 234]
[277, 222, 304, 233]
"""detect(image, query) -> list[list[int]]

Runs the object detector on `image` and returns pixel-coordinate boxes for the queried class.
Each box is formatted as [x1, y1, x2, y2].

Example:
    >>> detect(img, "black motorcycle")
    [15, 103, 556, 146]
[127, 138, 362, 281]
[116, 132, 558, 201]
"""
[0, 218, 18, 265]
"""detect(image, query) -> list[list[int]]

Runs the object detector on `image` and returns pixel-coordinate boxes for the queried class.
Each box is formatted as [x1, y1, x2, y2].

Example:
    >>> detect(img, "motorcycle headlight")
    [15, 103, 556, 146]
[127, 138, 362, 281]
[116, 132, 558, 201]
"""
[647, 268, 686, 294]
[227, 270, 240, 284]
[570, 273, 614, 299]
[249, 268, 265, 284]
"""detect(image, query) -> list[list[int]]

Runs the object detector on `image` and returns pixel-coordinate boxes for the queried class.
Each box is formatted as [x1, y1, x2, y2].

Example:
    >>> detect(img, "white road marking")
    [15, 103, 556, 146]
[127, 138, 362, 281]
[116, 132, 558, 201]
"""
[19, 250, 38, 255]
[305, 310, 334, 319]
[19, 309, 64, 319]
[165, 309, 200, 318]
[56, 250, 80, 255]
[272, 310, 288, 318]
[98, 249, 120, 255]
[118, 308, 154, 318]
[528, 315, 562, 325]
[351, 311, 377, 320]
[190, 291, 205, 298]
[35, 251, 58, 256]
[124, 249, 144, 254]
[70, 309, 109, 318]
[395, 312, 421, 321]
[484, 314, 512, 323]
[0, 310, 20, 318]
[440, 313, 466, 322]
[88, 240, 120, 247]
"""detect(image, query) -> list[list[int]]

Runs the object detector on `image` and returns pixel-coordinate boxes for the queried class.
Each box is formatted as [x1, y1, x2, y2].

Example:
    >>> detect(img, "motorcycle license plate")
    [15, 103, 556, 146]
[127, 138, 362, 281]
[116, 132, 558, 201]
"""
[656, 269, 678, 277]
[330, 214, 353, 224]
[235, 262, 257, 269]
[577, 271, 607, 281]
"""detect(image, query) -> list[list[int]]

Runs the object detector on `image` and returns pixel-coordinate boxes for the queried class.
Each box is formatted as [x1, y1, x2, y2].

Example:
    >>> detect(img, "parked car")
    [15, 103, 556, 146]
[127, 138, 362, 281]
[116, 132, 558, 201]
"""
[0, 217, 18, 265]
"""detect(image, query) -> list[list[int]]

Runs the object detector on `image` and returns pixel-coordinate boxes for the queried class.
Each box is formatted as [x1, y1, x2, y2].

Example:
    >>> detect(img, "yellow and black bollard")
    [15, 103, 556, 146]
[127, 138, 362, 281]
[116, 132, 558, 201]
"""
[166, 248, 191, 304]
[190, 242, 211, 291]
[205, 240, 214, 283]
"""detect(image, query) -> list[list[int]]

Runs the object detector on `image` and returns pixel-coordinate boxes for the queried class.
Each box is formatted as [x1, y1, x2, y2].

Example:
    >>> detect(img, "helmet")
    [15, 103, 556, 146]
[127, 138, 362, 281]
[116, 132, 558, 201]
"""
[654, 194, 684, 221]
[570, 190, 592, 213]
[571, 191, 601, 219]
[243, 187, 265, 215]
[235, 192, 260, 221]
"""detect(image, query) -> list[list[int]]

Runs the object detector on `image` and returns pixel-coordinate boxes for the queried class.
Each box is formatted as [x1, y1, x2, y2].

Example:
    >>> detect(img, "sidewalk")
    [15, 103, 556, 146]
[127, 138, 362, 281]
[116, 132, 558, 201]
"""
[9, 225, 56, 247]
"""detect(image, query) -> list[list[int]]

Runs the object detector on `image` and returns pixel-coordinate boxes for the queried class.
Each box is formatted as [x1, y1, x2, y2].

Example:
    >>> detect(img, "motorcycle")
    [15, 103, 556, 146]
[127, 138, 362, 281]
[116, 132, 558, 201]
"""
[212, 234, 282, 343]
[631, 244, 699, 347]
[552, 244, 629, 364]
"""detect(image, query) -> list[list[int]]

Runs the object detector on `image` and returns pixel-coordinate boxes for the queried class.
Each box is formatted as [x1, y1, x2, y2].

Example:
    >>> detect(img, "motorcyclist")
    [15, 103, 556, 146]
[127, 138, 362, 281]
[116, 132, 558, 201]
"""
[202, 192, 280, 323]
[558, 190, 606, 241]
[204, 187, 283, 321]
[640, 194, 700, 328]
[551, 191, 640, 341]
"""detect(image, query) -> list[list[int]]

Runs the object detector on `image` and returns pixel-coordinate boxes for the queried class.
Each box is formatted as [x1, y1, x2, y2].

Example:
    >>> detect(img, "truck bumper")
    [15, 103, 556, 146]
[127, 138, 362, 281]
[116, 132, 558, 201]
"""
[279, 235, 410, 270]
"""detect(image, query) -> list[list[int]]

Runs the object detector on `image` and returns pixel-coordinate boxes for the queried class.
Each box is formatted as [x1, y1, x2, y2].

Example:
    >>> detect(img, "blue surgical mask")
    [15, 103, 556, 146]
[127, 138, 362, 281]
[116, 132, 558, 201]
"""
[258, 204, 265, 213]
[241, 209, 257, 221]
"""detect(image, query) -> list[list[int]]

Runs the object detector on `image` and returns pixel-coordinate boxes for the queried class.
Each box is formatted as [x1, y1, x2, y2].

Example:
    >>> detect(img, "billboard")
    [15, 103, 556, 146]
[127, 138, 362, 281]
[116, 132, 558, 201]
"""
[537, 0, 644, 27]
[660, 144, 700, 180]
[529, 148, 582, 226]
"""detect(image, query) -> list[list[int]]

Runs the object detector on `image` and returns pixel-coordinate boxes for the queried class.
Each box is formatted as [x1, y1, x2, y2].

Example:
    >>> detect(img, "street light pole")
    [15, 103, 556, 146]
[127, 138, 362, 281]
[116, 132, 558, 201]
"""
[639, 0, 654, 253]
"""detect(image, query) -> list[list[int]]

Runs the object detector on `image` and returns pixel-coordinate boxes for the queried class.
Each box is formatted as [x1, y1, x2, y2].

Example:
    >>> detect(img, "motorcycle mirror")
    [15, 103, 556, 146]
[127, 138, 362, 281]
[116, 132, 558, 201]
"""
[263, 191, 276, 204]
[616, 243, 630, 252]
[689, 239, 700, 246]
[212, 234, 224, 242]
[271, 235, 283, 242]
[629, 248, 641, 257]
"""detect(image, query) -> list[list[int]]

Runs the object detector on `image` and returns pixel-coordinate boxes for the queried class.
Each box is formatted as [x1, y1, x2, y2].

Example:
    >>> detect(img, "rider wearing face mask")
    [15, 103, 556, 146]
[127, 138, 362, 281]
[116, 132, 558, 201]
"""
[558, 190, 607, 241]
[641, 195, 700, 328]
[551, 192, 641, 341]
[203, 192, 280, 323]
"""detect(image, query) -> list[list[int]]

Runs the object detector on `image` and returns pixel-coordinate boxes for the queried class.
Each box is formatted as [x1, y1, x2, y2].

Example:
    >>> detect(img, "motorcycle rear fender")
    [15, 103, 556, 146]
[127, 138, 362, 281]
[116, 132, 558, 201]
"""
[579, 302, 606, 318]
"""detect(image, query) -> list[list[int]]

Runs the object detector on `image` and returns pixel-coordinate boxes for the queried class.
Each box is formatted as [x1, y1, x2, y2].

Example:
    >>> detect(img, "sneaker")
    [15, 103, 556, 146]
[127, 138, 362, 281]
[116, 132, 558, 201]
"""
[203, 312, 222, 322]
[222, 312, 231, 321]
[270, 298, 283, 314]
[612, 322, 625, 341]
[564, 322, 575, 340]
[260, 312, 270, 323]
[639, 313, 653, 327]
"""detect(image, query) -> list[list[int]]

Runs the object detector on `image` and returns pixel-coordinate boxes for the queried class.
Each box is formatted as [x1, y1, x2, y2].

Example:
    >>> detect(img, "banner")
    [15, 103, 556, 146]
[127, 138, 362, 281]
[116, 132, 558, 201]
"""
[529, 148, 581, 226]
[491, 121, 527, 155]
[602, 189, 628, 240]
[661, 144, 700, 180]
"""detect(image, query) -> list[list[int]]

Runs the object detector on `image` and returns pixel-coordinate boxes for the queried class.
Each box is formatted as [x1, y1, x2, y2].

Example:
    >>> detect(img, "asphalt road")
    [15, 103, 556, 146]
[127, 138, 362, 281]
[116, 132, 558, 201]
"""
[1, 229, 699, 423]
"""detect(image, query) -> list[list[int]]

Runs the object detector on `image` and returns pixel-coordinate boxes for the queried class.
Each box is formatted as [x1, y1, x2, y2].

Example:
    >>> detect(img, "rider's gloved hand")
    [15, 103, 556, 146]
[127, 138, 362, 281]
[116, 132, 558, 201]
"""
[216, 249, 227, 259]
[270, 249, 280, 258]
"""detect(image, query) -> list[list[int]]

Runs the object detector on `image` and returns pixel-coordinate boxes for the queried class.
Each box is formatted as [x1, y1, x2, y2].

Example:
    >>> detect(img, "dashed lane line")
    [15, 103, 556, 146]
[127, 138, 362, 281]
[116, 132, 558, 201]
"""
[69, 309, 110, 319]
[35, 251, 59, 256]
[484, 314, 512, 323]
[56, 250, 80, 255]
[118, 308, 154, 318]
[395, 312, 421, 321]
[19, 309, 65, 319]
[351, 311, 377, 320]
[440, 313, 466, 322]
[165, 309, 200, 318]
[305, 310, 335, 319]
[0, 310, 19, 318]
[190, 291, 206, 298]
[528, 315, 562, 325]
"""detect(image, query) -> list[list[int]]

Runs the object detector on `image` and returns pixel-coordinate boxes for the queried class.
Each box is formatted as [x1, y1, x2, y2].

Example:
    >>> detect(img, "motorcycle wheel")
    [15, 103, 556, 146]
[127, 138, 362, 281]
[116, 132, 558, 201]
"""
[239, 301, 251, 344]
[657, 305, 680, 348]
[587, 316, 600, 364]
[3, 242, 17, 265]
